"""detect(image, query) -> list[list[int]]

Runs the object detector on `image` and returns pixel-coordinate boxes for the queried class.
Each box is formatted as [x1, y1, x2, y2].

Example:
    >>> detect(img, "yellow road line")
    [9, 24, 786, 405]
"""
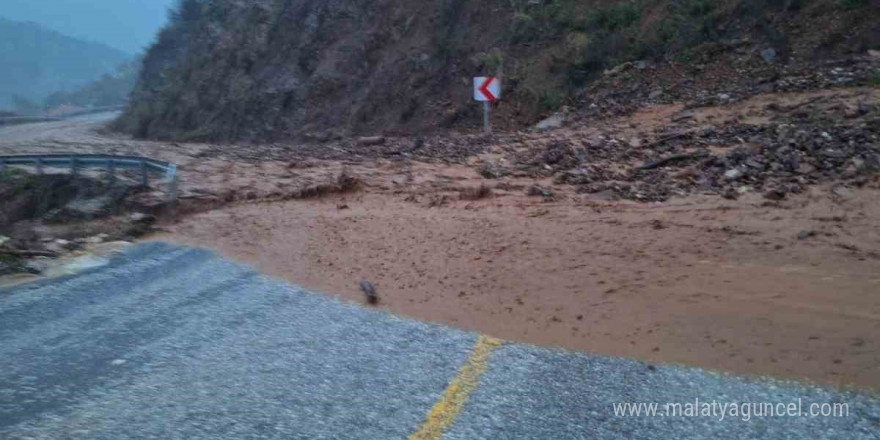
[408, 335, 501, 440]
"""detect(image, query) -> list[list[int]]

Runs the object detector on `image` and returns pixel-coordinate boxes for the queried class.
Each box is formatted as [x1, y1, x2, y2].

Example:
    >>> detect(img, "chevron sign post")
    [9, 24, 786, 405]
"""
[474, 76, 501, 134]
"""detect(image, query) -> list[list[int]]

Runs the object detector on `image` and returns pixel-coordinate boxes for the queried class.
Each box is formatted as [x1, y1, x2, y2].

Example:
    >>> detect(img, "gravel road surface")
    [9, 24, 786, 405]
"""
[1, 243, 878, 439]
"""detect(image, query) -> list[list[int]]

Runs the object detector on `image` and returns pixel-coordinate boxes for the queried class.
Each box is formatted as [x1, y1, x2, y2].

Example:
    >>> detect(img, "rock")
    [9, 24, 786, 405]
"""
[356, 136, 386, 146]
[870, 49, 880, 58]
[672, 166, 698, 180]
[761, 48, 776, 64]
[480, 161, 508, 179]
[88, 241, 133, 258]
[718, 93, 731, 101]
[796, 163, 816, 175]
[850, 157, 866, 171]
[745, 158, 764, 169]
[535, 114, 564, 132]
[129, 212, 156, 224]
[0, 236, 9, 247]
[44, 239, 73, 254]
[866, 153, 880, 171]
[822, 149, 846, 159]
[24, 258, 52, 274]
[797, 231, 815, 240]
[724, 169, 744, 181]
[359, 280, 379, 305]
[527, 185, 553, 197]
[671, 111, 695, 123]
[763, 188, 787, 201]
[603, 62, 633, 76]
[832, 185, 853, 200]
[84, 234, 110, 245]
[43, 243, 64, 254]
[45, 196, 114, 222]
[635, 60, 648, 70]
[648, 90, 664, 100]
[651, 220, 666, 230]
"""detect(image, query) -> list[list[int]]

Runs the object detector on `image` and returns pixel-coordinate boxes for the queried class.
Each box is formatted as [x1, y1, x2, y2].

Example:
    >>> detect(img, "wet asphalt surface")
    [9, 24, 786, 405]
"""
[1, 243, 878, 439]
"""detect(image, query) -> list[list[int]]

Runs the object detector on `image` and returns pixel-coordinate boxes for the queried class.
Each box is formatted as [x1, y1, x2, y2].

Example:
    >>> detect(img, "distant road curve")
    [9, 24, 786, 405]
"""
[0, 106, 125, 127]
[0, 243, 877, 439]
[0, 111, 121, 150]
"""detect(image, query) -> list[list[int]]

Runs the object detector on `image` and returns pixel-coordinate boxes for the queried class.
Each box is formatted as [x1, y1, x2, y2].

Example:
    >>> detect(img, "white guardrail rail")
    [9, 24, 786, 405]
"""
[0, 154, 178, 202]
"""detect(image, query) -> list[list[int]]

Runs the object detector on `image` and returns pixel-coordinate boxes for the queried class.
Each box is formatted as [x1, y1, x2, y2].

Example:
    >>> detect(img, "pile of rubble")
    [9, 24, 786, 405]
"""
[482, 92, 880, 202]
[574, 48, 880, 121]
[194, 133, 494, 165]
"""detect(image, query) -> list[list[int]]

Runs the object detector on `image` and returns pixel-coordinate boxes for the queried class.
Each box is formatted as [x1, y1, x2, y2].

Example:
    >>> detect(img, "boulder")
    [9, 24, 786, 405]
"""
[130, 212, 156, 224]
[535, 114, 564, 132]
[724, 169, 744, 181]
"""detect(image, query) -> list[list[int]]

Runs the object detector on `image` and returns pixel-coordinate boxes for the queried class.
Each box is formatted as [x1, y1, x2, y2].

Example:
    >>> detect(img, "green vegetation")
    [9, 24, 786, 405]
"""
[868, 70, 880, 88]
[118, 0, 880, 141]
[502, 0, 802, 114]
[434, 0, 468, 61]
[0, 253, 24, 269]
[472, 50, 506, 73]
[836, 0, 869, 10]
[586, 1, 642, 32]
[0, 169, 38, 197]
[0, 167, 28, 180]
[538, 89, 566, 112]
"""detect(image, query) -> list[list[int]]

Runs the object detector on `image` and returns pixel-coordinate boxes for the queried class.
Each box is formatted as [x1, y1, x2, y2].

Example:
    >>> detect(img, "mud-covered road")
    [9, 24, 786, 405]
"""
[2, 101, 880, 390]
[2, 243, 879, 439]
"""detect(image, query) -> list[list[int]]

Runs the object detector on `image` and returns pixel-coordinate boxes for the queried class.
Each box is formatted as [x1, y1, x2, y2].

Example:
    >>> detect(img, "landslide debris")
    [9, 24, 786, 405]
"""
[0, 169, 163, 276]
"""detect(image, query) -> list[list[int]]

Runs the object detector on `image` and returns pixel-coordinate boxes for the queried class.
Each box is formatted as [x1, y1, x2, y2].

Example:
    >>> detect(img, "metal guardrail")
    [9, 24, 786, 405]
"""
[0, 154, 178, 202]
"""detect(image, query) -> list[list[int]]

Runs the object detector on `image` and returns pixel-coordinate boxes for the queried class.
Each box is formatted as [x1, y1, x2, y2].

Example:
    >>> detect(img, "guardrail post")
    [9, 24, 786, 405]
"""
[169, 175, 179, 204]
[165, 164, 179, 204]
[71, 157, 79, 177]
[107, 159, 116, 185]
[0, 158, 5, 174]
[140, 160, 148, 187]
[36, 158, 44, 175]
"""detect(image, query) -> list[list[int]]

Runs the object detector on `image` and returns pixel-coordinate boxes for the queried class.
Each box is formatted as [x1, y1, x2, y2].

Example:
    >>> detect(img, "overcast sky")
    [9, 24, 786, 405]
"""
[0, 0, 178, 54]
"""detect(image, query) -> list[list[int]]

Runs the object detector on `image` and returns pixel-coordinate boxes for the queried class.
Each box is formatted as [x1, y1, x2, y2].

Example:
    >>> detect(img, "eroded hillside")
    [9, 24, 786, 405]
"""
[116, 0, 879, 141]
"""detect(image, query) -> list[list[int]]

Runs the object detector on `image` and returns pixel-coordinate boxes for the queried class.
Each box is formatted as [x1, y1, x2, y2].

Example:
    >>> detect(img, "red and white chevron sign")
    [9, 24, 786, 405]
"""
[473, 76, 501, 102]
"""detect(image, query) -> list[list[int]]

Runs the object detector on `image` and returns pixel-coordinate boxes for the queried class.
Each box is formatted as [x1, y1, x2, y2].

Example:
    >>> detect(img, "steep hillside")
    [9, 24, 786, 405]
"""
[43, 58, 141, 110]
[0, 18, 130, 113]
[117, 0, 879, 141]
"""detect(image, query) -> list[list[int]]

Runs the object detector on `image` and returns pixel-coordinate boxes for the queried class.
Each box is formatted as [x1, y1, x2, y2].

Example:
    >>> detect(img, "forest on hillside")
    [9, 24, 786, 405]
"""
[0, 17, 130, 113]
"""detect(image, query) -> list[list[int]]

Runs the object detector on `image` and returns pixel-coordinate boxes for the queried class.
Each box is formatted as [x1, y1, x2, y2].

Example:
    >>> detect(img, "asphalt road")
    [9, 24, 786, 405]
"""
[1, 243, 878, 439]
